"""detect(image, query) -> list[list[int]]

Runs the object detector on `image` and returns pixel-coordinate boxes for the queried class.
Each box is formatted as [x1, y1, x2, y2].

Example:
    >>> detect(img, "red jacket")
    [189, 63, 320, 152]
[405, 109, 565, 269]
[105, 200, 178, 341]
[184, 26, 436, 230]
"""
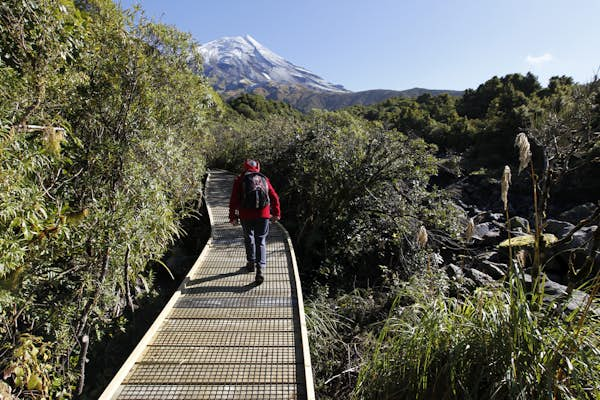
[229, 166, 281, 221]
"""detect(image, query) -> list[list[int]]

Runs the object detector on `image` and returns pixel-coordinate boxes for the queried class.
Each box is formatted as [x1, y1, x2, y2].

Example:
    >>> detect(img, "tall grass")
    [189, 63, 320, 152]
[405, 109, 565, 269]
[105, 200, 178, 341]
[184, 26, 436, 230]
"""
[353, 268, 600, 399]
[306, 291, 375, 399]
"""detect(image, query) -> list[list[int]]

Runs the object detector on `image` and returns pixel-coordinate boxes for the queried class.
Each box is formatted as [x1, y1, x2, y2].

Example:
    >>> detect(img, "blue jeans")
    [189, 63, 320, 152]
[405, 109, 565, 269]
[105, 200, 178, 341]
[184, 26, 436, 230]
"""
[241, 218, 269, 269]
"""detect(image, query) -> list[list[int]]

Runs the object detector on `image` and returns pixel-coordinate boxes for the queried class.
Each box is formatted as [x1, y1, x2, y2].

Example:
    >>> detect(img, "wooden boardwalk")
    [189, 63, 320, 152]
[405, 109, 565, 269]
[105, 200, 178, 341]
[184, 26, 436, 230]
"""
[100, 170, 315, 399]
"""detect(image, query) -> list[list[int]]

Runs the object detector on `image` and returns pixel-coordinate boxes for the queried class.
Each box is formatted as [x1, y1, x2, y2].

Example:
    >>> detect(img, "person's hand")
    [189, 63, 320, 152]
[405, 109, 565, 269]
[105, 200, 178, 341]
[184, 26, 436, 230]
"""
[270, 216, 280, 223]
[230, 218, 239, 226]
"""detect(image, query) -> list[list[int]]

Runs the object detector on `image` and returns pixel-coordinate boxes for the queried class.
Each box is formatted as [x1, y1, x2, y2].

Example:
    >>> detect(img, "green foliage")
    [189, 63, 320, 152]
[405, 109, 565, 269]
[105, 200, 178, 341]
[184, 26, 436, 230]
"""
[349, 93, 476, 155]
[0, 0, 215, 397]
[354, 270, 600, 400]
[228, 93, 302, 120]
[306, 287, 389, 400]
[1, 334, 65, 399]
[457, 72, 541, 120]
[209, 66, 599, 400]
[347, 73, 594, 180]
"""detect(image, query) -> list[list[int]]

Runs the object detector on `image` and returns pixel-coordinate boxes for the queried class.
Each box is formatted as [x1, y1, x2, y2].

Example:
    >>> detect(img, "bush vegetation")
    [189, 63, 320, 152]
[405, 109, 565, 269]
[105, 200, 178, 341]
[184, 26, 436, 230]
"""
[0, 0, 216, 397]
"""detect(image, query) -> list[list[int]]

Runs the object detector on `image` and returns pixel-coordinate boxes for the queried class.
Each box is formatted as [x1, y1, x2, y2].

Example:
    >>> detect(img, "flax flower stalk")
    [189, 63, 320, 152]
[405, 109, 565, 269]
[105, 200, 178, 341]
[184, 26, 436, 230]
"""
[416, 225, 430, 273]
[416, 226, 428, 248]
[501, 166, 515, 280]
[465, 218, 475, 243]
[515, 132, 543, 290]
[501, 166, 511, 212]
[515, 132, 532, 174]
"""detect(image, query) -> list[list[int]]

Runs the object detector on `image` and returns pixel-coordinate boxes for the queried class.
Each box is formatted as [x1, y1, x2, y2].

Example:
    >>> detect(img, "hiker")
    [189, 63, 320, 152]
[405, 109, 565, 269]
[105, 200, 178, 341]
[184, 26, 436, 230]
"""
[229, 159, 281, 284]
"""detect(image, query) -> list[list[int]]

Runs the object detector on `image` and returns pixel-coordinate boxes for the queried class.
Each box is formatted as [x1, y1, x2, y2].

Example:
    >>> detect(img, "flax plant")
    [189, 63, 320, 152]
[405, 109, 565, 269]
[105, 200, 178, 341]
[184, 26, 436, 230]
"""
[515, 132, 545, 294]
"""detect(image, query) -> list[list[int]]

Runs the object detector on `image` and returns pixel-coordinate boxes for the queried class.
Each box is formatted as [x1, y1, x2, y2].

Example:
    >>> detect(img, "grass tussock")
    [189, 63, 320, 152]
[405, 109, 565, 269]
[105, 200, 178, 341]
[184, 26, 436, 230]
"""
[354, 270, 600, 400]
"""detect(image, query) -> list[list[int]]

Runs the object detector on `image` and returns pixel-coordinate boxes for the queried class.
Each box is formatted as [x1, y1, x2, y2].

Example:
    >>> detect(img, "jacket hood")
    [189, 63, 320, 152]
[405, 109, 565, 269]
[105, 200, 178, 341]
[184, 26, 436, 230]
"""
[243, 159, 260, 172]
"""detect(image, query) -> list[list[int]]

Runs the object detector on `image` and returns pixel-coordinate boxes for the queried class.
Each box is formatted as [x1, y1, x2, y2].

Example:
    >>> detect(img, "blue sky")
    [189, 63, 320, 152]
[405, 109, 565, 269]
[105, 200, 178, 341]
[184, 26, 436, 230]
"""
[117, 0, 600, 92]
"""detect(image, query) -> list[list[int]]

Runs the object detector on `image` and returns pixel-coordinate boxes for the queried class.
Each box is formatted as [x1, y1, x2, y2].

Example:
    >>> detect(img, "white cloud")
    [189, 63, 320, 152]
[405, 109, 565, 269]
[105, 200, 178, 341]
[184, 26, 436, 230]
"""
[526, 53, 554, 65]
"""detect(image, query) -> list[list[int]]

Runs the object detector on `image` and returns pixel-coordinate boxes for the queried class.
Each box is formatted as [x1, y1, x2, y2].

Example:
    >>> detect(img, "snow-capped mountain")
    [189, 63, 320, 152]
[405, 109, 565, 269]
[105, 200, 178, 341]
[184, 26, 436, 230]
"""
[199, 35, 348, 94]
[198, 34, 462, 111]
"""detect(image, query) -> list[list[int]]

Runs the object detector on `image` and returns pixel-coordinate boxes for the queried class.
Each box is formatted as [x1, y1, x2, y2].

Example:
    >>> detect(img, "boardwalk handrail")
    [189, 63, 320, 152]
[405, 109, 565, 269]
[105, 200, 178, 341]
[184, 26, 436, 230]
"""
[281, 224, 315, 399]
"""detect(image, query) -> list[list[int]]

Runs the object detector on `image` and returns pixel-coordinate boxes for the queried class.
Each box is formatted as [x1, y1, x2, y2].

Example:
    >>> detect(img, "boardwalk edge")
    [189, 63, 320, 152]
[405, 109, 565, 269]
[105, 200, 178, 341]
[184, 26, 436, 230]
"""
[98, 174, 215, 399]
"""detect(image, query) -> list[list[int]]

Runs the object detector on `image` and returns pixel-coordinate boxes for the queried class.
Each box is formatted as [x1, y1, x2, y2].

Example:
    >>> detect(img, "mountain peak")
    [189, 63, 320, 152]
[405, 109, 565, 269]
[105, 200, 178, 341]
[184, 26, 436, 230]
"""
[243, 34, 257, 44]
[199, 35, 348, 94]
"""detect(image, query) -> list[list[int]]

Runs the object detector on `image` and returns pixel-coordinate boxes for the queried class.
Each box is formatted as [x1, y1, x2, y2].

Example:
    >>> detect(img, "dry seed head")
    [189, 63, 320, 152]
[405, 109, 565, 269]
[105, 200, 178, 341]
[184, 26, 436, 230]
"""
[43, 127, 64, 155]
[515, 132, 531, 174]
[416, 225, 428, 248]
[501, 165, 511, 210]
[515, 249, 527, 268]
[66, 208, 89, 224]
[465, 217, 475, 242]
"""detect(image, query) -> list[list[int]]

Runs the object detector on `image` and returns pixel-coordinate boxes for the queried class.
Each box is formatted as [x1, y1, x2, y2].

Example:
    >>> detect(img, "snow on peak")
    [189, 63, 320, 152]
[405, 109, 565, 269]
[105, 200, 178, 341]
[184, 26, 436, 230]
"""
[199, 35, 348, 93]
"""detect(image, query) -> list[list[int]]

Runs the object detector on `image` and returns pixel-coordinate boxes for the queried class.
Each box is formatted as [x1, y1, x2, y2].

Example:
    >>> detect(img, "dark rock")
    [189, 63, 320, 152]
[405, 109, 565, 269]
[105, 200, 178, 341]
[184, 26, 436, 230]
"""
[523, 274, 598, 315]
[464, 268, 495, 286]
[545, 219, 574, 239]
[544, 226, 598, 284]
[507, 216, 530, 233]
[473, 260, 506, 280]
[558, 203, 596, 224]
[542, 255, 568, 284]
[446, 263, 464, 279]
[571, 226, 597, 249]
[472, 222, 502, 246]
[457, 200, 483, 216]
[477, 251, 504, 263]
[545, 271, 567, 285]
[488, 213, 504, 222]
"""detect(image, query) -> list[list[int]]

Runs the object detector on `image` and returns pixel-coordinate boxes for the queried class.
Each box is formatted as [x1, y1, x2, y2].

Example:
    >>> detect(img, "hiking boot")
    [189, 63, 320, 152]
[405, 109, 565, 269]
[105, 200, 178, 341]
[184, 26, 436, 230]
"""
[255, 267, 264, 284]
[245, 261, 256, 272]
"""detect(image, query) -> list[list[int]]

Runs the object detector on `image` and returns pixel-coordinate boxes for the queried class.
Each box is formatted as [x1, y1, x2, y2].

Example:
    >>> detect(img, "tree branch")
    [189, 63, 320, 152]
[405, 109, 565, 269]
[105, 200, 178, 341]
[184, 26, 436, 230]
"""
[76, 334, 89, 395]
[551, 204, 600, 248]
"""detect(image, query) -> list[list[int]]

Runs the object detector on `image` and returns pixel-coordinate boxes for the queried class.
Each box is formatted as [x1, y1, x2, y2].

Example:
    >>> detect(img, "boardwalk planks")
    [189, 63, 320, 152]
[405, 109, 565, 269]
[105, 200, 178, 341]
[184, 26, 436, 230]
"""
[99, 170, 315, 400]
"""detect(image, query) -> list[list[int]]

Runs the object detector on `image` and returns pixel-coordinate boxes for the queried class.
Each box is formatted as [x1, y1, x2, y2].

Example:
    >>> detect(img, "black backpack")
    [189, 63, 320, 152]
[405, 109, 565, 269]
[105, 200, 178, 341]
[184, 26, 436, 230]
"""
[241, 172, 270, 209]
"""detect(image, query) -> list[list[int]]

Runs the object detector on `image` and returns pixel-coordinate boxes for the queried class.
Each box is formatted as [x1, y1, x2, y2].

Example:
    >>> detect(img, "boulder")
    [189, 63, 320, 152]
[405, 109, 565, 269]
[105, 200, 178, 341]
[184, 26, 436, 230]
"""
[487, 212, 504, 222]
[464, 268, 495, 287]
[507, 216, 530, 233]
[558, 203, 597, 224]
[544, 219, 575, 239]
[545, 225, 598, 282]
[472, 222, 502, 246]
[570, 226, 597, 249]
[446, 263, 464, 279]
[523, 274, 598, 315]
[457, 200, 483, 216]
[477, 251, 505, 263]
[473, 260, 506, 280]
